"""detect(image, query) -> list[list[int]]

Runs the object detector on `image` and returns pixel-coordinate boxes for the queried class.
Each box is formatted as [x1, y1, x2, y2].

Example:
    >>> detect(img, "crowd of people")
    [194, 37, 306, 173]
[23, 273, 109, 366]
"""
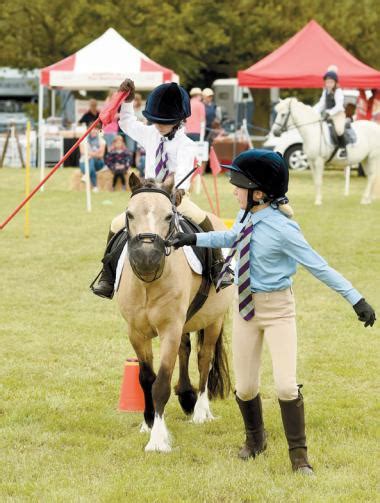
[77, 93, 146, 191]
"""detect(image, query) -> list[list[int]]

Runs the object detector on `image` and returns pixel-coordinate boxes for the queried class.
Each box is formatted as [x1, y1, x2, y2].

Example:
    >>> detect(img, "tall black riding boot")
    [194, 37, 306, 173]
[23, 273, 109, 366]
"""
[235, 393, 267, 460]
[279, 388, 314, 475]
[199, 216, 232, 289]
[337, 134, 347, 157]
[91, 230, 116, 299]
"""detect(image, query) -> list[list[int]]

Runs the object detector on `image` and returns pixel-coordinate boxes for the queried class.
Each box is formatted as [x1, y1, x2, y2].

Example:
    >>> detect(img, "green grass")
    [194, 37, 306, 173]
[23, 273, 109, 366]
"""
[1, 167, 379, 502]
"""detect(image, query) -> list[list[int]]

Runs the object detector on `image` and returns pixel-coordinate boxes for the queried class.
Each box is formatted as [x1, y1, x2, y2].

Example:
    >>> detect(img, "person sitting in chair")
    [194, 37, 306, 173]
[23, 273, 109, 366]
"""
[315, 65, 347, 158]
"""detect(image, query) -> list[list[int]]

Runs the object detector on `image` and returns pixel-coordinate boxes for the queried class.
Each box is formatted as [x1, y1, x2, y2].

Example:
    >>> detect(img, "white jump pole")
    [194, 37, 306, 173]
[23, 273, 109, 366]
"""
[83, 141, 92, 212]
[344, 165, 351, 196]
[38, 81, 45, 191]
[242, 118, 253, 148]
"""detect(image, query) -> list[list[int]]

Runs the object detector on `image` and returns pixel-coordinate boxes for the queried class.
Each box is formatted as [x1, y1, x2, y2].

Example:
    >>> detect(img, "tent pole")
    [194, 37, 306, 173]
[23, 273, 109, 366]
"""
[51, 89, 56, 117]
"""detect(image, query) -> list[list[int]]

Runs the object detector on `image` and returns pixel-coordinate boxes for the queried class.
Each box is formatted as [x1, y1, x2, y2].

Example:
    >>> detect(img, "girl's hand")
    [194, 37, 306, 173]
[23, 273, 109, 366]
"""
[353, 298, 376, 327]
[118, 79, 135, 102]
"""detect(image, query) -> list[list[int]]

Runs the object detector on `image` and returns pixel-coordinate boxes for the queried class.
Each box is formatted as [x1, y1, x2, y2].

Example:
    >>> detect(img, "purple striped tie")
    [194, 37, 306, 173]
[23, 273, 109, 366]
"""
[155, 138, 169, 181]
[215, 220, 255, 321]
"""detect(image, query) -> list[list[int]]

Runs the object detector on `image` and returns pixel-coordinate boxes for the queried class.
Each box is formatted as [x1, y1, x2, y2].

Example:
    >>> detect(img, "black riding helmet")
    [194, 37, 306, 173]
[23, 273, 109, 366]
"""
[143, 83, 191, 125]
[222, 149, 289, 221]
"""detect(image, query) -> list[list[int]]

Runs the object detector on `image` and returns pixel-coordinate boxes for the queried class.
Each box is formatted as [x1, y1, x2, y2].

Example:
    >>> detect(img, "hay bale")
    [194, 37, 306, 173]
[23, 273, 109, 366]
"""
[70, 168, 133, 192]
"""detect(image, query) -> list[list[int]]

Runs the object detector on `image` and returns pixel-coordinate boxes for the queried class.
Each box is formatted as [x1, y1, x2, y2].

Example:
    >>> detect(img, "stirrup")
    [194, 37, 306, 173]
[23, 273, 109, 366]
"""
[90, 269, 115, 299]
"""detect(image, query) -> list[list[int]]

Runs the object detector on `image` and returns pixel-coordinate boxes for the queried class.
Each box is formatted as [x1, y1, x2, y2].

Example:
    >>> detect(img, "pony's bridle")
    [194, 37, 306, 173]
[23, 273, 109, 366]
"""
[126, 187, 179, 283]
[273, 100, 322, 135]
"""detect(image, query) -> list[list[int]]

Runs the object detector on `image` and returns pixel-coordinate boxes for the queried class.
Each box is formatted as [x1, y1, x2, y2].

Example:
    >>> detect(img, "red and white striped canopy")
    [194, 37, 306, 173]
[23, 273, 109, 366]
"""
[40, 28, 179, 90]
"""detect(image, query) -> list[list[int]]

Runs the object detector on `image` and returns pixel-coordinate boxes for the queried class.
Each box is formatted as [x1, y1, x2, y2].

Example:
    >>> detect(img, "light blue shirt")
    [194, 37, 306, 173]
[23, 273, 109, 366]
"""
[196, 206, 362, 305]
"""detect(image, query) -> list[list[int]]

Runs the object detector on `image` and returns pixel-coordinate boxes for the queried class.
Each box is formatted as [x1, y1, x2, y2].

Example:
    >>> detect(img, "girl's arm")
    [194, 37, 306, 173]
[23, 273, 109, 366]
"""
[281, 223, 362, 305]
[119, 102, 150, 147]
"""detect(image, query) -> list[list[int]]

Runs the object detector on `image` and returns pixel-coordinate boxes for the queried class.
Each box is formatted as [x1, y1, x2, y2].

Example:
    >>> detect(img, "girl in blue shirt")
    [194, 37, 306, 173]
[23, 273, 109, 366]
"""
[171, 149, 375, 475]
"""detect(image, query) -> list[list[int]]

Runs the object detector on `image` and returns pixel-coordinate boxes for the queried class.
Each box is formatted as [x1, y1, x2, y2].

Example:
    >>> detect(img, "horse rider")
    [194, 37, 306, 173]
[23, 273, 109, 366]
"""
[92, 79, 230, 299]
[170, 149, 376, 475]
[315, 65, 347, 157]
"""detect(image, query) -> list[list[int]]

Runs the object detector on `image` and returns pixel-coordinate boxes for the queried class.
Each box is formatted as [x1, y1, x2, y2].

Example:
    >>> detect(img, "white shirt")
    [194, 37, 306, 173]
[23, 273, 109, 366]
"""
[119, 102, 196, 190]
[314, 88, 345, 116]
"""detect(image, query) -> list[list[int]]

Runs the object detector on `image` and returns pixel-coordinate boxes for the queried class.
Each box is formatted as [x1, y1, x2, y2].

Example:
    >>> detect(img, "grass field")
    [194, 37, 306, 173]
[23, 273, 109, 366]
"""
[1, 167, 379, 502]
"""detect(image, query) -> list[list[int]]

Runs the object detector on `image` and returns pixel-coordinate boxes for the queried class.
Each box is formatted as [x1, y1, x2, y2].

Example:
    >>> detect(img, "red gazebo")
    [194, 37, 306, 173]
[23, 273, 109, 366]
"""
[238, 20, 380, 89]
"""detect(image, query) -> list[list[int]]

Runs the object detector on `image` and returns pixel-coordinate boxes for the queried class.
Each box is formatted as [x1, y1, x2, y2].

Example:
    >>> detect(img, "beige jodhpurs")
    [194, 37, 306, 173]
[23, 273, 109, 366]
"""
[110, 194, 207, 233]
[233, 287, 299, 401]
[331, 111, 346, 136]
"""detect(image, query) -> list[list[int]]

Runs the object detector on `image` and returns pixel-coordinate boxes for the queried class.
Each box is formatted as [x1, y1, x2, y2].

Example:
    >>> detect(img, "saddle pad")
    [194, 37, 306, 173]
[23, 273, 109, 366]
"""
[114, 242, 203, 292]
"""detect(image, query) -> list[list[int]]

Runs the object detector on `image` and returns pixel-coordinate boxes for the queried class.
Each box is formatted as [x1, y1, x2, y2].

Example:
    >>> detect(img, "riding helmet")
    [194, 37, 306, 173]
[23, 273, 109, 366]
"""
[222, 149, 289, 199]
[143, 83, 191, 124]
[323, 70, 338, 82]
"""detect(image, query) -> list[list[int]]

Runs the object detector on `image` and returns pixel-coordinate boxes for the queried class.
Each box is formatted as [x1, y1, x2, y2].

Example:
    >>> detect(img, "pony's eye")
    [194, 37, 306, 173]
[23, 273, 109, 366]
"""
[127, 211, 134, 220]
[165, 214, 172, 222]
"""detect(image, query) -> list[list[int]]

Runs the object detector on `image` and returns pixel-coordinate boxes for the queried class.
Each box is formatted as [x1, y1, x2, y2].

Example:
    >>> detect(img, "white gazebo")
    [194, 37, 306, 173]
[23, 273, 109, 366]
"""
[38, 28, 179, 174]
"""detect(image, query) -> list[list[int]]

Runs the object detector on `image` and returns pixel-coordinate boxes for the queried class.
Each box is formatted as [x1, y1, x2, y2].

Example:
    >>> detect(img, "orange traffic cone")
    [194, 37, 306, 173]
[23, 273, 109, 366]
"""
[118, 358, 145, 412]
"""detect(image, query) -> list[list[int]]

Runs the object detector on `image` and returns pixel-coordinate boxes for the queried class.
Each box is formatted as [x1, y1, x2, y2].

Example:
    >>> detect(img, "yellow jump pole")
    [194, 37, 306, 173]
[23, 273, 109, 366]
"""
[24, 121, 31, 238]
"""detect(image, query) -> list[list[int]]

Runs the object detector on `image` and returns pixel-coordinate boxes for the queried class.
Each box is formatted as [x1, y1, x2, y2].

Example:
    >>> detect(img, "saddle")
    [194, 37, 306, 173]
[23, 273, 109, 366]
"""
[326, 118, 357, 146]
[99, 215, 213, 323]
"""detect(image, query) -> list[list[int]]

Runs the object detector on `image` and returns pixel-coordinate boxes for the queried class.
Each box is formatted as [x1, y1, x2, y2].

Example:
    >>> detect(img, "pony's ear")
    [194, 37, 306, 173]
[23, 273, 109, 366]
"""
[128, 172, 142, 192]
[174, 188, 185, 207]
[162, 173, 175, 193]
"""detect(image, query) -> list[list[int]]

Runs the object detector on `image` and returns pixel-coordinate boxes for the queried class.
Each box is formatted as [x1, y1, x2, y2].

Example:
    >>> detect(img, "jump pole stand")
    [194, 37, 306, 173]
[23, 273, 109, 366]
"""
[24, 121, 31, 238]
[344, 165, 351, 196]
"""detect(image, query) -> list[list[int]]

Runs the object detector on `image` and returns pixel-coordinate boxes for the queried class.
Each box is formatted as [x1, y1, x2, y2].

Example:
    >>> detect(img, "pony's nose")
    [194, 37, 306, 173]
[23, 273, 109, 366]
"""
[132, 246, 163, 273]
[272, 127, 281, 137]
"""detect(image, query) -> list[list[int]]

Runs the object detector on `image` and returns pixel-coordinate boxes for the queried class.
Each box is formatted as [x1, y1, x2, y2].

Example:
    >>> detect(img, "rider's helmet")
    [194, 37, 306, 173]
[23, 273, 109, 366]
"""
[143, 83, 191, 124]
[323, 65, 338, 82]
[222, 149, 291, 220]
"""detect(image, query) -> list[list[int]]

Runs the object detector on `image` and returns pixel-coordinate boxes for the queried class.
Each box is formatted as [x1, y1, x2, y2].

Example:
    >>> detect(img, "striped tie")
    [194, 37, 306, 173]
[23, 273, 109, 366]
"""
[155, 138, 169, 181]
[215, 219, 255, 321]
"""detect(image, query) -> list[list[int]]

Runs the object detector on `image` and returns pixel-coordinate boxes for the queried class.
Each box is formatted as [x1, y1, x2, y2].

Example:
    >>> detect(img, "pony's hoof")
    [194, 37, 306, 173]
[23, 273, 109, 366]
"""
[140, 421, 151, 433]
[360, 198, 371, 205]
[144, 439, 172, 452]
[177, 389, 197, 415]
[192, 410, 215, 424]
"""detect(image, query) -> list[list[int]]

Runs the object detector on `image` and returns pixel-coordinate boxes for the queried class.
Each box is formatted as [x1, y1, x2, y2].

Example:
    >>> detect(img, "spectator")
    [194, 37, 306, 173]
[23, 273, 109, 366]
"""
[79, 123, 106, 192]
[185, 87, 206, 141]
[78, 99, 99, 127]
[105, 135, 132, 191]
[202, 88, 221, 139]
[103, 90, 120, 147]
[135, 144, 146, 177]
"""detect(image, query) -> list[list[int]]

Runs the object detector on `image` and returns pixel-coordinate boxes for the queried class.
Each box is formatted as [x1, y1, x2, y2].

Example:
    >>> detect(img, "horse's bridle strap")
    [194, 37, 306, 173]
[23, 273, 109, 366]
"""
[130, 187, 173, 201]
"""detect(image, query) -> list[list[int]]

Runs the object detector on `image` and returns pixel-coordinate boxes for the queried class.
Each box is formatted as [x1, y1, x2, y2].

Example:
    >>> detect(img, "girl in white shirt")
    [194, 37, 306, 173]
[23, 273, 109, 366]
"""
[315, 66, 347, 155]
[92, 79, 229, 298]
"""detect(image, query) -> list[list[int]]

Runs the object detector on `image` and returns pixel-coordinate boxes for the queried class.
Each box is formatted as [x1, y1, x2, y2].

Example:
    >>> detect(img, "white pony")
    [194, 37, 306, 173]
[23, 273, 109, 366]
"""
[272, 98, 380, 205]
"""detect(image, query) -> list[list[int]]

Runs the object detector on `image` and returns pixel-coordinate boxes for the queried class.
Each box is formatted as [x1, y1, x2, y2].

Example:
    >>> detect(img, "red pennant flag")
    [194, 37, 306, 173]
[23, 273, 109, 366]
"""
[99, 90, 129, 127]
[209, 146, 222, 176]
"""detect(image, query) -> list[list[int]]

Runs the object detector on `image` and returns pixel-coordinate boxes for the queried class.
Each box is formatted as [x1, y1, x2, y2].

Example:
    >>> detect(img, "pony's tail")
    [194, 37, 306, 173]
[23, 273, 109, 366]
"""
[197, 324, 231, 400]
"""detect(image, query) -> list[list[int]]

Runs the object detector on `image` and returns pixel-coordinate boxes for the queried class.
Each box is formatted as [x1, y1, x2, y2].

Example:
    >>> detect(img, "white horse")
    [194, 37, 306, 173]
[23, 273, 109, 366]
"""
[272, 98, 380, 205]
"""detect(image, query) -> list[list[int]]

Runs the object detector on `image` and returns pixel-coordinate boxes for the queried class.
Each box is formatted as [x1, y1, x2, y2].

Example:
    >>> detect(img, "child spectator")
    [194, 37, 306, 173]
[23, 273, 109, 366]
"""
[105, 135, 132, 191]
